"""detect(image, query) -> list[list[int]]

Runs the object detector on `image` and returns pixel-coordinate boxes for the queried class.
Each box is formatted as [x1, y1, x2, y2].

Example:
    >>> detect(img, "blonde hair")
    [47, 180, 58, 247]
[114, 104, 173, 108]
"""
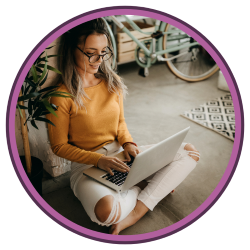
[55, 18, 127, 112]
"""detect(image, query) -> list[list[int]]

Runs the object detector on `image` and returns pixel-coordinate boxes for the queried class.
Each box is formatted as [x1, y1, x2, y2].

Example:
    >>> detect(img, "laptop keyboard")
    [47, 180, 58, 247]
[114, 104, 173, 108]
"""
[101, 155, 135, 186]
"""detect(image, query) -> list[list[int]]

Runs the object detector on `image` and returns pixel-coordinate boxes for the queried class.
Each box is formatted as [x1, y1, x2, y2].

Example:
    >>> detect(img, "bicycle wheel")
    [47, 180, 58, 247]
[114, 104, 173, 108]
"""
[161, 23, 219, 82]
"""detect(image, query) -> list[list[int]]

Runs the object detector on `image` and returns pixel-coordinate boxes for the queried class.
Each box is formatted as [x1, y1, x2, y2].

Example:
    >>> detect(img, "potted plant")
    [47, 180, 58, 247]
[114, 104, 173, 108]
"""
[16, 46, 73, 196]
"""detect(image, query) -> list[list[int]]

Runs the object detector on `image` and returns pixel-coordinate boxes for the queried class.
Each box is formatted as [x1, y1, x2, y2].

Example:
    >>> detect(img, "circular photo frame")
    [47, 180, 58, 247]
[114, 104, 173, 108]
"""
[6, 6, 244, 244]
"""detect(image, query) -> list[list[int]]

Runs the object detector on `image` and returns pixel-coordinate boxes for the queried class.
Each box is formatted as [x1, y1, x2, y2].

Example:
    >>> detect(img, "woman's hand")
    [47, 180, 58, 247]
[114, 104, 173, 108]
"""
[97, 156, 130, 176]
[123, 143, 141, 161]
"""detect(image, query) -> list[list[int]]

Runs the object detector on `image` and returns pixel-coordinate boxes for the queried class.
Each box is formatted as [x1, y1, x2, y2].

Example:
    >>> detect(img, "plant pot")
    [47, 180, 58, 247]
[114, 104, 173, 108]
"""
[20, 156, 43, 196]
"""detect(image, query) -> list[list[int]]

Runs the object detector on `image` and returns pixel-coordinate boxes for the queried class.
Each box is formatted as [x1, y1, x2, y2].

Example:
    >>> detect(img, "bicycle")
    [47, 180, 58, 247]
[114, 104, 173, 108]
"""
[102, 15, 219, 82]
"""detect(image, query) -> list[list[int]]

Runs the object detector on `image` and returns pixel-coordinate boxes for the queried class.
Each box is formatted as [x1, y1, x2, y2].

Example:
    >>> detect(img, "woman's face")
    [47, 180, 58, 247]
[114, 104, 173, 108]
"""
[74, 33, 108, 75]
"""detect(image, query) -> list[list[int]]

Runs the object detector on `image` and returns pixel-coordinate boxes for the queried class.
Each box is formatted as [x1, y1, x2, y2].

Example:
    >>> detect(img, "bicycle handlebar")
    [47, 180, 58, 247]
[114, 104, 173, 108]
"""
[110, 16, 124, 29]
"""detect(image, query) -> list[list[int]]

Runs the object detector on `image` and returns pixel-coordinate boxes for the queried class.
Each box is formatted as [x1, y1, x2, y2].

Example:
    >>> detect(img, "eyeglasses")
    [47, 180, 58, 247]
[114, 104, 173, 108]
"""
[76, 46, 113, 63]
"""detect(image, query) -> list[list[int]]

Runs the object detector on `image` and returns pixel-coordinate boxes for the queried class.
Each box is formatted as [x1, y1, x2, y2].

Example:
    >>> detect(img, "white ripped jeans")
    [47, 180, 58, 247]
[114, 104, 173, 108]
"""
[70, 140, 199, 227]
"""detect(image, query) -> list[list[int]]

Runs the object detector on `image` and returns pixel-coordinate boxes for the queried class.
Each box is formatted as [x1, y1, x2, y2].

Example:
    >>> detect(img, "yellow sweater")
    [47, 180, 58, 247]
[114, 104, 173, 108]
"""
[46, 80, 133, 167]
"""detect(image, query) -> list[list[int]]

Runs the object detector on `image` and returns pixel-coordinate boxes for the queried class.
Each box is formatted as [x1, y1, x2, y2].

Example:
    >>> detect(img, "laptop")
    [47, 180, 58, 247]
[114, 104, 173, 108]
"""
[82, 127, 190, 192]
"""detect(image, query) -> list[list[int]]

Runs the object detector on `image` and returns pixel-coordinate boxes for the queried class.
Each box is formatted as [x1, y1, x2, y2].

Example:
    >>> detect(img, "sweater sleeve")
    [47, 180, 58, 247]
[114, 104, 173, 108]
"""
[46, 95, 104, 167]
[116, 94, 134, 146]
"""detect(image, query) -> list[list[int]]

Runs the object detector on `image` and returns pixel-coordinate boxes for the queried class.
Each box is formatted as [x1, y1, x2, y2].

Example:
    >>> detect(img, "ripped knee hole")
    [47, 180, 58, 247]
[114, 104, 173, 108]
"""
[94, 195, 121, 224]
[184, 143, 200, 162]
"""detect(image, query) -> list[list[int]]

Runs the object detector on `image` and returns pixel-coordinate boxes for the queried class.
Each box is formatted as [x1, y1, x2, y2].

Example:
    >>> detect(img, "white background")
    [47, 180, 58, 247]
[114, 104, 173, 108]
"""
[1, 1, 249, 249]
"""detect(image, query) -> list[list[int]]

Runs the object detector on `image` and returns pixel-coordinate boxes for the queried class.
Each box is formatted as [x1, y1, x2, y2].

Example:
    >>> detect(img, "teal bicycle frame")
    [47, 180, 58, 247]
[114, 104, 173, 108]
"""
[102, 15, 199, 69]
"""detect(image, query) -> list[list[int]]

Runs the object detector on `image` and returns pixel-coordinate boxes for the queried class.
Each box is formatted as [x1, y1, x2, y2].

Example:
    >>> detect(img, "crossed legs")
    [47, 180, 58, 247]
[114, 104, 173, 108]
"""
[94, 180, 148, 225]
[94, 143, 200, 234]
[72, 139, 200, 233]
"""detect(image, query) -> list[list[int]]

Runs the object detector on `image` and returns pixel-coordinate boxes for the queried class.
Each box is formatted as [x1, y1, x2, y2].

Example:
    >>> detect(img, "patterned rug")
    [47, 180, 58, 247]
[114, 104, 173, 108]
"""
[181, 93, 235, 141]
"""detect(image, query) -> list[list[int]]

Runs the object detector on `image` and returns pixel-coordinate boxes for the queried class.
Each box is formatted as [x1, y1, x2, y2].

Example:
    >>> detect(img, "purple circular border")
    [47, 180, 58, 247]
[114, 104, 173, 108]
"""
[6, 6, 244, 244]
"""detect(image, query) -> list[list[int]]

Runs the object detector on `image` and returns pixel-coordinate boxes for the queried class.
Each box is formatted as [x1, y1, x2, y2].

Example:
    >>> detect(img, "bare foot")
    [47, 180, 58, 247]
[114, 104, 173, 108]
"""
[109, 180, 149, 235]
[109, 200, 149, 235]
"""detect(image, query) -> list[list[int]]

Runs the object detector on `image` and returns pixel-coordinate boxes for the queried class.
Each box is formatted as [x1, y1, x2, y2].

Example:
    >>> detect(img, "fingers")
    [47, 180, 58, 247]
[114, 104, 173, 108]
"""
[128, 148, 141, 157]
[114, 158, 130, 172]
[124, 150, 131, 162]
[100, 154, 142, 175]
[136, 148, 141, 154]
[107, 168, 114, 176]
[106, 162, 128, 175]
[124, 144, 142, 157]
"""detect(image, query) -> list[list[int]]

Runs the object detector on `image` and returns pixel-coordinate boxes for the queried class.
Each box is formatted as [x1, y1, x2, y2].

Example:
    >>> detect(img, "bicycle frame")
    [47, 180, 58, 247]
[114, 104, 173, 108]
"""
[102, 17, 117, 67]
[109, 15, 199, 68]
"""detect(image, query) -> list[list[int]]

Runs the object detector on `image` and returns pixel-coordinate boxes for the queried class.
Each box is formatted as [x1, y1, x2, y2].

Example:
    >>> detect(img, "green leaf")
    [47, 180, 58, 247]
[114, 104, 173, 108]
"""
[38, 53, 48, 83]
[27, 75, 35, 84]
[46, 45, 56, 50]
[31, 120, 39, 129]
[37, 50, 45, 60]
[37, 64, 61, 74]
[35, 117, 56, 127]
[33, 95, 43, 110]
[47, 54, 61, 58]
[31, 65, 38, 83]
[42, 99, 58, 117]
[41, 111, 51, 116]
[17, 104, 23, 118]
[17, 104, 28, 109]
[32, 95, 41, 109]
[35, 67, 43, 74]
[38, 85, 58, 94]
[47, 65, 62, 74]
[37, 55, 61, 63]
[31, 85, 37, 93]
[32, 106, 43, 118]
[36, 58, 48, 64]
[39, 71, 48, 86]
[18, 92, 41, 102]
[25, 78, 36, 88]
[28, 99, 33, 116]
[42, 90, 56, 98]
[24, 84, 31, 95]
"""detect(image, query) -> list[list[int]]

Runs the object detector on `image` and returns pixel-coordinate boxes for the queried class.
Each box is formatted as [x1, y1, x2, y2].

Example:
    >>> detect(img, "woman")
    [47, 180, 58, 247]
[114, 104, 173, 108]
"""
[47, 18, 200, 235]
